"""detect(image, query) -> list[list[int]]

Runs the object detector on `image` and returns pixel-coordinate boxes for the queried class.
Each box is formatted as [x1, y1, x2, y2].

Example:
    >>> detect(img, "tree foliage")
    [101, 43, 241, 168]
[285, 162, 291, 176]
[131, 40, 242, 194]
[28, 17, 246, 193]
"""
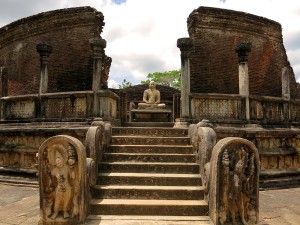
[118, 79, 132, 89]
[141, 70, 181, 89]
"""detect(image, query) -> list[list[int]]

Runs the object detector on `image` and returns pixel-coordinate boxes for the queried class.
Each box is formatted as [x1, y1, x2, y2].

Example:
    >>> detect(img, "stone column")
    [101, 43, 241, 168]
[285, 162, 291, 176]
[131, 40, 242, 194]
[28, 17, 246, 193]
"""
[235, 43, 251, 120]
[90, 37, 106, 92]
[175, 38, 193, 127]
[36, 44, 52, 94]
[0, 67, 8, 97]
[282, 67, 290, 100]
[282, 67, 290, 122]
[89, 37, 106, 116]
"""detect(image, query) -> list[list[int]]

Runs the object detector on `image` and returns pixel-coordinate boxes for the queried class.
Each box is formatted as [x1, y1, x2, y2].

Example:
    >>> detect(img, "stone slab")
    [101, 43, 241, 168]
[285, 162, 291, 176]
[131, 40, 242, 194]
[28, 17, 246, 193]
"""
[130, 109, 172, 122]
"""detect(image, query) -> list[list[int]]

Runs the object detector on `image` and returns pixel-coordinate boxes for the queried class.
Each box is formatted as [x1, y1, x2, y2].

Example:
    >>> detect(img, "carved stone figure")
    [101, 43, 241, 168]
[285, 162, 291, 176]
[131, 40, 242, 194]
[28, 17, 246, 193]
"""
[209, 137, 259, 225]
[138, 81, 166, 109]
[49, 144, 75, 219]
[228, 148, 249, 225]
[38, 135, 90, 224]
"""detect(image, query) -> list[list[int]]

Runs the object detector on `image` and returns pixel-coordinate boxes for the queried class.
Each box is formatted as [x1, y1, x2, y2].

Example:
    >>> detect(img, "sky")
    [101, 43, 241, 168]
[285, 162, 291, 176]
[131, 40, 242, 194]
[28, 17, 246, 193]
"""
[0, 0, 300, 88]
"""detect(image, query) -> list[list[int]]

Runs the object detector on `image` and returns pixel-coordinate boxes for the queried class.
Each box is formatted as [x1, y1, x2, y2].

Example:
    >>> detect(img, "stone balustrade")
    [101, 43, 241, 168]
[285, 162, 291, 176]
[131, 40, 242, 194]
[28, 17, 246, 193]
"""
[190, 93, 246, 122]
[0, 90, 119, 122]
[190, 93, 300, 125]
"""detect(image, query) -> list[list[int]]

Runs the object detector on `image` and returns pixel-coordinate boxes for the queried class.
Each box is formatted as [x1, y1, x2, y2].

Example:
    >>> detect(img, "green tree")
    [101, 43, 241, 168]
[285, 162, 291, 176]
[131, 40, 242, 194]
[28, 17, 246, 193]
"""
[118, 79, 132, 89]
[141, 70, 181, 89]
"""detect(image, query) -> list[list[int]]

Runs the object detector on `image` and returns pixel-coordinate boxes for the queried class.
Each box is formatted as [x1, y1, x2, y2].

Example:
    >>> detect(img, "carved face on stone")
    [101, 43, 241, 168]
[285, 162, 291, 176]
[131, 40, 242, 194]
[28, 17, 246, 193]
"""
[149, 81, 156, 90]
[55, 151, 64, 168]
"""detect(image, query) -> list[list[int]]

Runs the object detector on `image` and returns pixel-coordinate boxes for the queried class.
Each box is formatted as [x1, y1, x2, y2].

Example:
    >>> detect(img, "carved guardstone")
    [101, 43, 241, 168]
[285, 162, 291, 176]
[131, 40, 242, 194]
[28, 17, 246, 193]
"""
[38, 135, 91, 225]
[209, 137, 259, 225]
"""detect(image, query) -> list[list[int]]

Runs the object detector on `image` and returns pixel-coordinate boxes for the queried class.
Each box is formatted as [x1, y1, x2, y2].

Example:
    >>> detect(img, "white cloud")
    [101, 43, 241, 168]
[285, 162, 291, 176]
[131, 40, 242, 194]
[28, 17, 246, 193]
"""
[108, 79, 119, 89]
[1, 0, 300, 84]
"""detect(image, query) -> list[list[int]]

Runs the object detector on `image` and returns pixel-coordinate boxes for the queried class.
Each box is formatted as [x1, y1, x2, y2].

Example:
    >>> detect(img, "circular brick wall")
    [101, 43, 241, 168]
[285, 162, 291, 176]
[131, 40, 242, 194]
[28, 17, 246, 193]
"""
[0, 7, 104, 96]
[187, 6, 297, 98]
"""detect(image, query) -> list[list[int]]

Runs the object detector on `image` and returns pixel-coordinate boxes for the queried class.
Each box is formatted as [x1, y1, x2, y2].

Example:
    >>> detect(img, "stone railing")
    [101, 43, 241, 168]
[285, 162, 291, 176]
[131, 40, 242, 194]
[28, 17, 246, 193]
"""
[190, 93, 300, 125]
[0, 90, 119, 122]
[249, 95, 289, 124]
[190, 93, 246, 122]
[289, 99, 300, 122]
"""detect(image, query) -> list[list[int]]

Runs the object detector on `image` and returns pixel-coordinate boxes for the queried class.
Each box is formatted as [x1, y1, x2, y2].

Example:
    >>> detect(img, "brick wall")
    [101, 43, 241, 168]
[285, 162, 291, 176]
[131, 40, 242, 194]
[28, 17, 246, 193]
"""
[187, 7, 297, 98]
[0, 7, 105, 96]
[121, 84, 180, 103]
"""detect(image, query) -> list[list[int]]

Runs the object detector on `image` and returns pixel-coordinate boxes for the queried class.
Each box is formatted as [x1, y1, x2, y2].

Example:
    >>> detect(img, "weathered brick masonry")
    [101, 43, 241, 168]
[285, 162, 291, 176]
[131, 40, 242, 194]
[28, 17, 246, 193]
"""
[0, 7, 104, 96]
[187, 7, 298, 98]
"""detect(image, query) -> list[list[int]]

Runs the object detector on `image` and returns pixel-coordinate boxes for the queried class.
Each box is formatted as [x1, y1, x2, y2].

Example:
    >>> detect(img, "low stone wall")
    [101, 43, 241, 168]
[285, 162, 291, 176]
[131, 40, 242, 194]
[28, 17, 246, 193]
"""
[0, 90, 119, 122]
[215, 126, 300, 171]
[190, 93, 246, 122]
[0, 123, 89, 173]
[216, 125, 300, 188]
[190, 93, 300, 126]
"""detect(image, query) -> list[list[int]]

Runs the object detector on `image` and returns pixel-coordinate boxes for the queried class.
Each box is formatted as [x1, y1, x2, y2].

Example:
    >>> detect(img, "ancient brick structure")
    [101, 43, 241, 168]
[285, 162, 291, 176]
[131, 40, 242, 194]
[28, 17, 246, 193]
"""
[0, 7, 104, 96]
[187, 7, 297, 98]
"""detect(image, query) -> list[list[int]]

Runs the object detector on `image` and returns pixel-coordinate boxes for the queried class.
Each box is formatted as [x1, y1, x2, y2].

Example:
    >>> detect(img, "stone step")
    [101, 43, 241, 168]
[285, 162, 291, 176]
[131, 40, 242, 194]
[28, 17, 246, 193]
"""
[113, 127, 188, 136]
[90, 199, 209, 216]
[108, 145, 193, 154]
[122, 122, 175, 127]
[111, 136, 190, 145]
[103, 153, 196, 163]
[85, 215, 213, 225]
[92, 185, 204, 200]
[97, 173, 202, 186]
[99, 162, 200, 174]
[260, 176, 300, 190]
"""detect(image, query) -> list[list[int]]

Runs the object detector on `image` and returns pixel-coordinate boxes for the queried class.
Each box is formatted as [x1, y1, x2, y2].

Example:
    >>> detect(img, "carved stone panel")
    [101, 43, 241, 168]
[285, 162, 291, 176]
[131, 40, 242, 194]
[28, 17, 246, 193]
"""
[38, 135, 88, 225]
[209, 137, 259, 225]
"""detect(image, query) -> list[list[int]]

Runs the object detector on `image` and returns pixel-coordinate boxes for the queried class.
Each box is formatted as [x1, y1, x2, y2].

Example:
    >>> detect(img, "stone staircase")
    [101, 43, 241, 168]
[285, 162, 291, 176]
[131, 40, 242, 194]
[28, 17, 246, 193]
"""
[86, 127, 213, 224]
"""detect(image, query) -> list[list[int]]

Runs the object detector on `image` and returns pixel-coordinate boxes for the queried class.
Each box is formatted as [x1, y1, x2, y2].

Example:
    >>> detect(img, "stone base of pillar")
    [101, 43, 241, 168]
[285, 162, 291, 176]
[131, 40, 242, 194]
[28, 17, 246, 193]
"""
[173, 118, 190, 128]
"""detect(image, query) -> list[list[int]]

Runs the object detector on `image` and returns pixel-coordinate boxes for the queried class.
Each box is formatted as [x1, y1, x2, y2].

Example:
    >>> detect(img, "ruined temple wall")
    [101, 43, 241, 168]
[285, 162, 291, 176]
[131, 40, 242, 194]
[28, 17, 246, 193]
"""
[0, 7, 104, 96]
[187, 7, 295, 98]
[121, 84, 180, 103]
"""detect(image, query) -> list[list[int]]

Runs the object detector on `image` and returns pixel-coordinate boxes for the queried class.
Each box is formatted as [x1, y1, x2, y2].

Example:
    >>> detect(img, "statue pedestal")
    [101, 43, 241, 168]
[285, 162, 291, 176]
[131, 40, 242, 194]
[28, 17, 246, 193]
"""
[173, 118, 190, 128]
[130, 109, 172, 122]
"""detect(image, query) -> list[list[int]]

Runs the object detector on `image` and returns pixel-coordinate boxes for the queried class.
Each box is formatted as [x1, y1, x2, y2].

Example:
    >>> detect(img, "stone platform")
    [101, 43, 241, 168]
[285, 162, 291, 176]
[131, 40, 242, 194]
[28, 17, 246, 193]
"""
[130, 109, 172, 122]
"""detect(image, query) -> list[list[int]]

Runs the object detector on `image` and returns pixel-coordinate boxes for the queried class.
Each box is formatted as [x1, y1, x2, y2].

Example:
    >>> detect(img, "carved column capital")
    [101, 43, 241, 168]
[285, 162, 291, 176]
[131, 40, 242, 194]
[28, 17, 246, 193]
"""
[36, 44, 52, 64]
[89, 37, 106, 59]
[235, 43, 251, 64]
[177, 38, 193, 58]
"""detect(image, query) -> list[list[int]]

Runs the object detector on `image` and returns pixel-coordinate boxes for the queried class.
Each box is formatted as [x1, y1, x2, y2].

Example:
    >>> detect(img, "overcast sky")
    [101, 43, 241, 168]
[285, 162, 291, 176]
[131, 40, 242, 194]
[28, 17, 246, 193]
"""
[1, 0, 300, 88]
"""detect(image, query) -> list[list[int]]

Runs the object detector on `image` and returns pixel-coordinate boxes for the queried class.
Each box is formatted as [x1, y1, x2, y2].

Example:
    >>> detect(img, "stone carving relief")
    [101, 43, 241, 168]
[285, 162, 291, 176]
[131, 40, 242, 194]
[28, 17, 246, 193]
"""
[0, 150, 36, 172]
[209, 137, 259, 225]
[38, 135, 91, 224]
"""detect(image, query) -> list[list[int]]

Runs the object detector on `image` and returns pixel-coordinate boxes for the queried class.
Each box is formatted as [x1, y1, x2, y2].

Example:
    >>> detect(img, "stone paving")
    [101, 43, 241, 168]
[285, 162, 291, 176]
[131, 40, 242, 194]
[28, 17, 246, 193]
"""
[0, 183, 299, 225]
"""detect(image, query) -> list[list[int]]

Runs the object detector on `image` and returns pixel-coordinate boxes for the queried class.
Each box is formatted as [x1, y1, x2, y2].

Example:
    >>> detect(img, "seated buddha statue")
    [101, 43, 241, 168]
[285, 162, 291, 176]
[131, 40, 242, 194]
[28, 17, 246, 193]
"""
[138, 81, 166, 109]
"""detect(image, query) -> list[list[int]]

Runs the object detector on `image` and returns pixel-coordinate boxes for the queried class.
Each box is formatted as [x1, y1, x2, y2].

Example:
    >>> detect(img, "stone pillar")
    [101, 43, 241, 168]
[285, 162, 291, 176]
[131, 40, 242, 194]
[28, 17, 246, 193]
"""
[177, 38, 193, 118]
[0, 67, 8, 97]
[282, 67, 290, 100]
[174, 38, 193, 128]
[36, 44, 52, 94]
[235, 43, 251, 120]
[89, 37, 106, 116]
[90, 37, 106, 92]
[282, 67, 291, 122]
